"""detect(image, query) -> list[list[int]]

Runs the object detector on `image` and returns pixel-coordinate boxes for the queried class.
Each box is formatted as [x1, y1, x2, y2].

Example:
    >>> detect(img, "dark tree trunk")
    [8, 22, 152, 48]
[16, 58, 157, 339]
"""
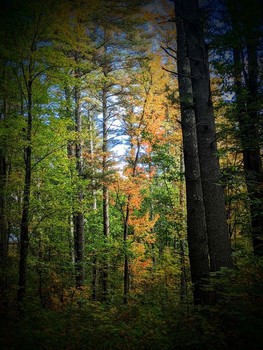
[233, 47, 263, 256]
[65, 86, 75, 265]
[179, 0, 233, 271]
[122, 135, 141, 304]
[245, 42, 263, 255]
[175, 11, 210, 304]
[88, 112, 98, 301]
[102, 87, 110, 299]
[74, 83, 84, 288]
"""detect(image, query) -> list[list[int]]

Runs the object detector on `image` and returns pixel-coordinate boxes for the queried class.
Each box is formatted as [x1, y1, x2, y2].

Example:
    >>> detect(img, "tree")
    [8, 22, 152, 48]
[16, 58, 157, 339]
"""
[87, 0, 150, 299]
[226, 0, 263, 256]
[206, 0, 263, 256]
[174, 0, 233, 273]
[61, 4, 93, 289]
[114, 57, 167, 302]
[1, 0, 68, 308]
[9, 4, 45, 306]
[175, 8, 210, 303]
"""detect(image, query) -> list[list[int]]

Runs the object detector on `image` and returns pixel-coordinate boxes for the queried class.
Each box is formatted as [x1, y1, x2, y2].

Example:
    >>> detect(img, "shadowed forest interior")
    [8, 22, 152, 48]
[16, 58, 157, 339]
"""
[0, 0, 262, 349]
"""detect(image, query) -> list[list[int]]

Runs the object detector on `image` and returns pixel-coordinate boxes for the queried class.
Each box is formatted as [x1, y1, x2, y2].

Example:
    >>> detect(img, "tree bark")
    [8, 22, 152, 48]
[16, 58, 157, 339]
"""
[179, 0, 233, 271]
[175, 11, 210, 304]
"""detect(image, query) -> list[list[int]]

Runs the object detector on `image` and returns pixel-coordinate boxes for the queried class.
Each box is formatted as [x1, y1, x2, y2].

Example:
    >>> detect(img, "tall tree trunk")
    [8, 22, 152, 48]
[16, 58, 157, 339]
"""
[244, 41, 263, 255]
[88, 111, 98, 300]
[73, 83, 84, 288]
[175, 11, 210, 304]
[102, 88, 110, 239]
[102, 87, 110, 299]
[233, 47, 263, 255]
[178, 0, 233, 271]
[17, 79, 33, 306]
[65, 86, 75, 265]
[123, 138, 141, 304]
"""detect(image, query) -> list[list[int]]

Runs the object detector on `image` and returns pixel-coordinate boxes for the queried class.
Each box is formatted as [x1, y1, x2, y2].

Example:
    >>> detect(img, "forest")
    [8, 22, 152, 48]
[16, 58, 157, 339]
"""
[0, 0, 262, 349]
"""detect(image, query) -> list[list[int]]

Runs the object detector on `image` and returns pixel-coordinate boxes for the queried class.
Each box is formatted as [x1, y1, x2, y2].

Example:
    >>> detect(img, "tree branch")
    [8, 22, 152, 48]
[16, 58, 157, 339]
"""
[31, 145, 66, 171]
[160, 46, 177, 60]
[161, 66, 197, 79]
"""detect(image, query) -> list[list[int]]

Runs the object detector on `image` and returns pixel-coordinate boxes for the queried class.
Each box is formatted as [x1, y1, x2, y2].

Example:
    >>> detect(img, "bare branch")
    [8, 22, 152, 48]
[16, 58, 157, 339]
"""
[160, 45, 177, 60]
[167, 46, 177, 54]
[161, 66, 197, 79]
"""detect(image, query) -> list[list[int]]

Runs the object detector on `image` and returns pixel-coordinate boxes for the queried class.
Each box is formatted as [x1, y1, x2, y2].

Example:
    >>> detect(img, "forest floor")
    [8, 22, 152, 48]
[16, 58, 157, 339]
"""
[1, 258, 263, 350]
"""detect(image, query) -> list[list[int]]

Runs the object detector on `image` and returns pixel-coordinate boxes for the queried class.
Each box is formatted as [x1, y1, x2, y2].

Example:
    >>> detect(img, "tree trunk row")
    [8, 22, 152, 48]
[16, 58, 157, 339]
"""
[175, 0, 233, 303]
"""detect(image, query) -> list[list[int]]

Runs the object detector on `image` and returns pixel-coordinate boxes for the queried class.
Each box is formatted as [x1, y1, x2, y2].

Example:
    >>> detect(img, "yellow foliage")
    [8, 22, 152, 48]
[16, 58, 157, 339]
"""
[131, 241, 145, 257]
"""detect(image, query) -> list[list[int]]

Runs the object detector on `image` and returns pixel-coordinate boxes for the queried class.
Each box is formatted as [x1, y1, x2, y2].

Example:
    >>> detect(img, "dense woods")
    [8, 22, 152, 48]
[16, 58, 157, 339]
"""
[0, 0, 262, 349]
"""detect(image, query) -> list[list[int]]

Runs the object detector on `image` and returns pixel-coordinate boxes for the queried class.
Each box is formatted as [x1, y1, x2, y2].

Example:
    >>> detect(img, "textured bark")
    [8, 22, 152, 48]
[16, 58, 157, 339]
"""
[175, 12, 210, 303]
[179, 0, 233, 271]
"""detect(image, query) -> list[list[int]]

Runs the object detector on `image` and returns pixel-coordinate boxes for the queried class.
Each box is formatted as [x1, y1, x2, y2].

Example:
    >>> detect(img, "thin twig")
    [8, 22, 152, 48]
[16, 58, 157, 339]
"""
[160, 46, 177, 60]
[161, 66, 197, 79]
